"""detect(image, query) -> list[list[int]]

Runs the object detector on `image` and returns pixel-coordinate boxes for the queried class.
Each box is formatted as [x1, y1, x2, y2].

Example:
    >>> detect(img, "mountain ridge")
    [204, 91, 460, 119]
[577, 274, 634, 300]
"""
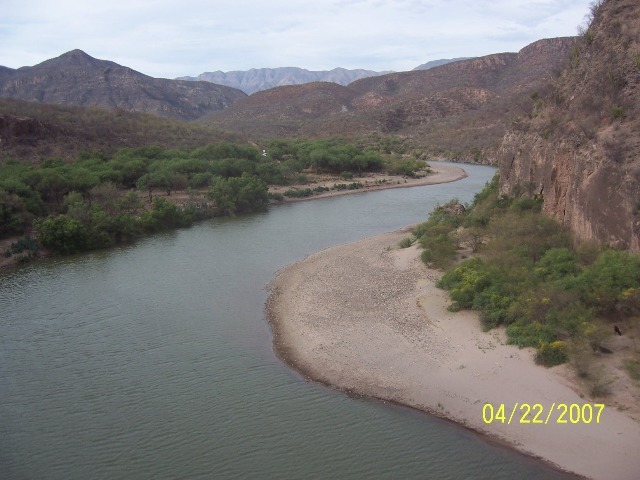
[178, 66, 390, 94]
[0, 50, 247, 120]
[201, 37, 577, 159]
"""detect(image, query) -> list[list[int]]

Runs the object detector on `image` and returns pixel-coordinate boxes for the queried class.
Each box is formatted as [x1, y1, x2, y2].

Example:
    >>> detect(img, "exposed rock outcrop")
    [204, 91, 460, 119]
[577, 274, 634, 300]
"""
[498, 0, 640, 250]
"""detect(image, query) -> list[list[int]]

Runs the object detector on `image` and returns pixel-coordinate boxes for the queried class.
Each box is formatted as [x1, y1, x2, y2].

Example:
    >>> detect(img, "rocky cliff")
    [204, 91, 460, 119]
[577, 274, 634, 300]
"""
[498, 0, 640, 250]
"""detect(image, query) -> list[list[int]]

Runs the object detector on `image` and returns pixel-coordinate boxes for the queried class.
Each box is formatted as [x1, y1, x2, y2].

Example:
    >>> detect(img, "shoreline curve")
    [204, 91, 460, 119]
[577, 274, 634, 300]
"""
[266, 229, 640, 480]
[268, 162, 469, 204]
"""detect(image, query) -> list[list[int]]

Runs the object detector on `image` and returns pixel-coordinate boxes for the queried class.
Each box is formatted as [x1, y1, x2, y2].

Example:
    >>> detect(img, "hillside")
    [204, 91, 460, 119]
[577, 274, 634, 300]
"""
[0, 98, 245, 162]
[179, 67, 387, 94]
[202, 37, 577, 161]
[0, 50, 247, 120]
[0, 39, 577, 164]
[497, 0, 640, 250]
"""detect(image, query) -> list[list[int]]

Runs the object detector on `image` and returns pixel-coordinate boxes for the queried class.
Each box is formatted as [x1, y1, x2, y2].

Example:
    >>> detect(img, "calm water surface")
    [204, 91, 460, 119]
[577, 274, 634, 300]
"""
[1, 164, 574, 479]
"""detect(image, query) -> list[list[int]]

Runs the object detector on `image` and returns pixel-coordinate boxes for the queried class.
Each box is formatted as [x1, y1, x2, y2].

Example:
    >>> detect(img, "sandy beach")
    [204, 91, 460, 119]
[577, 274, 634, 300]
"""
[268, 162, 468, 203]
[267, 229, 640, 480]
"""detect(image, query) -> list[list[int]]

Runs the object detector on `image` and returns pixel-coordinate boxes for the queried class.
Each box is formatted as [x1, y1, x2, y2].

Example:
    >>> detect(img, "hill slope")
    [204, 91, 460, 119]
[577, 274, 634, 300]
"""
[497, 0, 640, 250]
[0, 50, 247, 120]
[202, 37, 577, 161]
[0, 98, 244, 162]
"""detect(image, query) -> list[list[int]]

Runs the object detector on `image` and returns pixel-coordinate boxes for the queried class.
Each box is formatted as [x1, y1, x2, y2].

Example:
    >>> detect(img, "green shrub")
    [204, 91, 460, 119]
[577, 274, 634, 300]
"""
[399, 236, 414, 249]
[535, 248, 579, 281]
[535, 341, 568, 367]
[420, 233, 457, 270]
[283, 188, 313, 198]
[35, 215, 88, 254]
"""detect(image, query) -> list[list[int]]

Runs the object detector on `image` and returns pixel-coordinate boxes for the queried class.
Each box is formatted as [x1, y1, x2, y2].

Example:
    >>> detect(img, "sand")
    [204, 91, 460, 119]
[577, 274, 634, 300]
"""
[268, 162, 468, 202]
[266, 229, 640, 480]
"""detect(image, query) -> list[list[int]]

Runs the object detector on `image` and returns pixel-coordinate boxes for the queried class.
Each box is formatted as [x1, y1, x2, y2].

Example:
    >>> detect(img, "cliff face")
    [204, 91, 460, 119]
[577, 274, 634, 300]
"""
[498, 0, 640, 250]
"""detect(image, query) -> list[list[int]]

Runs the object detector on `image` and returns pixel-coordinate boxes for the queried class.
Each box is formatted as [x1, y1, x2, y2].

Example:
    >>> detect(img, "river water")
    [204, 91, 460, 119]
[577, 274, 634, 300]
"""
[1, 164, 574, 479]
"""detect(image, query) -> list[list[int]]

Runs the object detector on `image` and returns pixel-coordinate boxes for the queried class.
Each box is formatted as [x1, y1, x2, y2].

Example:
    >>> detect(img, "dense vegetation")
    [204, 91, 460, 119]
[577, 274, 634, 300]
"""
[410, 175, 640, 393]
[1, 138, 428, 259]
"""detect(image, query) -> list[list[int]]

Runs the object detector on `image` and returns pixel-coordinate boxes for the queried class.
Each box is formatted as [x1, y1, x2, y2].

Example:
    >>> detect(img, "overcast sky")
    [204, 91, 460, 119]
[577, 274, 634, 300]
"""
[1, 0, 594, 78]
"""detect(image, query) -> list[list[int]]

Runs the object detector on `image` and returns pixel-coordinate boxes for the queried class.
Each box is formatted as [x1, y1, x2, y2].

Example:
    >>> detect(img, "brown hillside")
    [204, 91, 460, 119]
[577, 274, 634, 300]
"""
[0, 98, 245, 162]
[203, 82, 357, 138]
[498, 0, 640, 250]
[202, 38, 576, 161]
[0, 50, 247, 121]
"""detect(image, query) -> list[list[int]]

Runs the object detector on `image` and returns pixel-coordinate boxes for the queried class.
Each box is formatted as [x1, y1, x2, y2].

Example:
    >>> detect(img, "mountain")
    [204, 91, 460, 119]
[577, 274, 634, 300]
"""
[178, 67, 388, 94]
[201, 37, 577, 159]
[497, 0, 640, 250]
[413, 58, 474, 70]
[1, 38, 577, 167]
[0, 50, 247, 120]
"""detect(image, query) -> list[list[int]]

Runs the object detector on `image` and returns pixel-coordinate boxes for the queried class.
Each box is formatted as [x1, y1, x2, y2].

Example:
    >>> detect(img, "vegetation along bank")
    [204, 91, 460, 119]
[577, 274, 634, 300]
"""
[0, 138, 433, 266]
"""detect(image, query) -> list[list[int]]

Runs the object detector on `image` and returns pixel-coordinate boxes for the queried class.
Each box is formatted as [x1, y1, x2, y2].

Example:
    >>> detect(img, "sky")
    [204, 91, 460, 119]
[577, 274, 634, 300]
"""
[1, 0, 595, 79]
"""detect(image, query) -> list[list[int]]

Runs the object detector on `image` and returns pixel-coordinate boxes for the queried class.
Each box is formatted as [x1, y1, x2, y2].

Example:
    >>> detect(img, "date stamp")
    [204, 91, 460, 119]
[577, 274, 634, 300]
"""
[482, 403, 605, 425]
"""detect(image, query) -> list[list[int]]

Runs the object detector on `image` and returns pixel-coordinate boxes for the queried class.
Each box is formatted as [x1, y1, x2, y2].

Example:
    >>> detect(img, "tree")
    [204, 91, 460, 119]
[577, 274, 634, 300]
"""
[35, 215, 88, 254]
[207, 175, 268, 215]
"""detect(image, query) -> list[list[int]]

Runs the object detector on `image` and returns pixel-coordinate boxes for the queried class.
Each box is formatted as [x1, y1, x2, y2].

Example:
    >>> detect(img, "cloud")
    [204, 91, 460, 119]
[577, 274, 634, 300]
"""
[0, 0, 594, 78]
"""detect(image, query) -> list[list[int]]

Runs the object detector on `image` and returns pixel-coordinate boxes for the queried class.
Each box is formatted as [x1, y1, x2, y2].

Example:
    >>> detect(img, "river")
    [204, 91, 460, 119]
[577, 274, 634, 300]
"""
[0, 163, 574, 479]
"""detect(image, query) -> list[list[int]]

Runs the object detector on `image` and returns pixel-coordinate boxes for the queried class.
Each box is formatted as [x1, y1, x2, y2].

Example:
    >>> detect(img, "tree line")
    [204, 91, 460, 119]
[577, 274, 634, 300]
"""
[2, 138, 417, 257]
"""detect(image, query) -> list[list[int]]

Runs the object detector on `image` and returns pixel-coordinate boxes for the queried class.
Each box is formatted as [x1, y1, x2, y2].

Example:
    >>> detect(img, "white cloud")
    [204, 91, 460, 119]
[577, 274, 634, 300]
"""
[0, 0, 594, 77]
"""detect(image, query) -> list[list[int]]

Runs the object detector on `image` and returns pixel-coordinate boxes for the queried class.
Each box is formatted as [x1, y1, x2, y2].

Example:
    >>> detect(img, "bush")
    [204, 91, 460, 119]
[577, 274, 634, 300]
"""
[35, 215, 88, 254]
[283, 188, 313, 198]
[399, 236, 414, 248]
[420, 233, 457, 270]
[535, 341, 568, 367]
[208, 175, 269, 215]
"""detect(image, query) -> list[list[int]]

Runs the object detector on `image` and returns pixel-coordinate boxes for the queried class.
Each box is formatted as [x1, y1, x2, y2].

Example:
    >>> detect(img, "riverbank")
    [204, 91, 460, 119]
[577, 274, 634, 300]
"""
[0, 162, 467, 271]
[266, 229, 640, 480]
[268, 162, 467, 203]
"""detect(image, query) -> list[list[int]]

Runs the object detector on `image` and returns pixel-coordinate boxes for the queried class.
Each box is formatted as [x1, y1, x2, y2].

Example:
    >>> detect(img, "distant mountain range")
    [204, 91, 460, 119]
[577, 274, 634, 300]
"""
[177, 67, 390, 94]
[200, 38, 577, 155]
[413, 57, 474, 70]
[0, 38, 577, 162]
[177, 59, 472, 94]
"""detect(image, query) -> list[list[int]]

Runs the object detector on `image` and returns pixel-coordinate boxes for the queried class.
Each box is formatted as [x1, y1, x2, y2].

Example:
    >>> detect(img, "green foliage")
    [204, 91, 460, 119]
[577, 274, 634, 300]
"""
[535, 248, 580, 281]
[283, 188, 313, 198]
[385, 158, 426, 177]
[35, 214, 88, 254]
[207, 175, 268, 215]
[566, 250, 640, 316]
[433, 175, 640, 367]
[399, 236, 414, 249]
[420, 235, 457, 270]
[535, 341, 569, 367]
[140, 197, 192, 232]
